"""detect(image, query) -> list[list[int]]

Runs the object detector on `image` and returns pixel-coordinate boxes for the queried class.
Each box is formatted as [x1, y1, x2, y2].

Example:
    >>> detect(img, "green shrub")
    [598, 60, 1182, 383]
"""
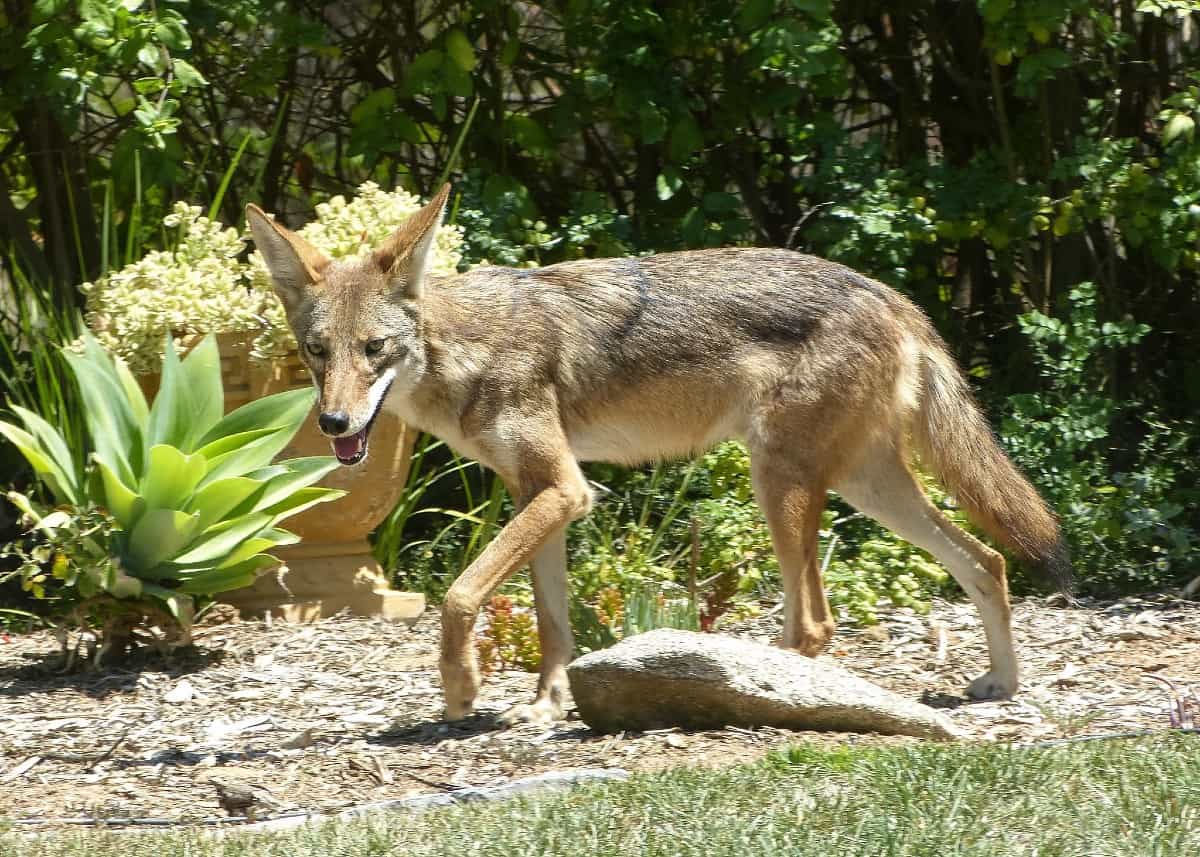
[0, 334, 344, 662]
[1002, 283, 1197, 592]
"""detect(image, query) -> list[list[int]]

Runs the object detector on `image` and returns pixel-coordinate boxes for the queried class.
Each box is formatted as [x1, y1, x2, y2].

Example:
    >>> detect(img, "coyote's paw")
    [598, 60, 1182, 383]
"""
[965, 671, 1017, 701]
[440, 657, 480, 721]
[442, 698, 476, 721]
[496, 697, 566, 729]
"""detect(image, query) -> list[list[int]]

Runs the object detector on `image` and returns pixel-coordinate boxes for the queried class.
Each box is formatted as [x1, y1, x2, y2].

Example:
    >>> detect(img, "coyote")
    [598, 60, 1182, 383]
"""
[246, 186, 1071, 726]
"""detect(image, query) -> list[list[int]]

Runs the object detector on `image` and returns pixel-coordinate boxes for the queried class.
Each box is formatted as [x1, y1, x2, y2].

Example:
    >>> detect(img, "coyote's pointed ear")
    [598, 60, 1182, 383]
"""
[372, 183, 451, 300]
[245, 204, 330, 308]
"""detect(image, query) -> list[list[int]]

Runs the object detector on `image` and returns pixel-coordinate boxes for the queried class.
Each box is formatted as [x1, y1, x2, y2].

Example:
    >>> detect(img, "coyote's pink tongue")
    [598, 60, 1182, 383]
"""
[332, 430, 367, 464]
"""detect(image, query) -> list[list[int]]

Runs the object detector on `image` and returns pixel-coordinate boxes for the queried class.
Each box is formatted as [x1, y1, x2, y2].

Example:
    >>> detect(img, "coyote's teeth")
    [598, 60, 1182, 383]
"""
[332, 429, 368, 465]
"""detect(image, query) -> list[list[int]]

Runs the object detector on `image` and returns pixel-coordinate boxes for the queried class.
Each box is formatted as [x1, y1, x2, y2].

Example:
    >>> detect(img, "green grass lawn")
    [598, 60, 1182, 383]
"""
[4, 734, 1197, 857]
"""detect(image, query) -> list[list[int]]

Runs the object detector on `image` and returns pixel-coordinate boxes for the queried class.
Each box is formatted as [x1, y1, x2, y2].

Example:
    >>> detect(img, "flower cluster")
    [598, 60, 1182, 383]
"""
[84, 184, 465, 372]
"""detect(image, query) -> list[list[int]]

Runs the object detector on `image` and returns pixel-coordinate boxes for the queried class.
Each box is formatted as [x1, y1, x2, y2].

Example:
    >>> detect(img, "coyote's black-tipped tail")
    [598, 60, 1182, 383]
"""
[914, 347, 1074, 595]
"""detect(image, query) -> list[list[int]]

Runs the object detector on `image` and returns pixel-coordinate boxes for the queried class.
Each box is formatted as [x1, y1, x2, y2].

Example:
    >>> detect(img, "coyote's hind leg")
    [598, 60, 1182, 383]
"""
[835, 450, 1018, 699]
[750, 453, 836, 656]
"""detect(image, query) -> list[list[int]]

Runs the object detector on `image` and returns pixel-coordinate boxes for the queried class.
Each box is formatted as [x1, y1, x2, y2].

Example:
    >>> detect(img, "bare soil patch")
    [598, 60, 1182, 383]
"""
[1, 595, 1197, 829]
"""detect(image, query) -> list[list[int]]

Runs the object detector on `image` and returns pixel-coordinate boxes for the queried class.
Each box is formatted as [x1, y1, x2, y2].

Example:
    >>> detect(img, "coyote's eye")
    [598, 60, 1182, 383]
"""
[306, 342, 325, 358]
[365, 338, 386, 356]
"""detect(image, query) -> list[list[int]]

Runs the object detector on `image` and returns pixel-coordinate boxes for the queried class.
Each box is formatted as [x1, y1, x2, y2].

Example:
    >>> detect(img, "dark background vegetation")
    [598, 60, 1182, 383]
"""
[2, 0, 1197, 607]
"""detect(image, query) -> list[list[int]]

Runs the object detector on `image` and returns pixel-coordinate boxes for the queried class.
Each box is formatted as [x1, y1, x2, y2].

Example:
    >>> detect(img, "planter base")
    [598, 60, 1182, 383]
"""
[220, 539, 426, 624]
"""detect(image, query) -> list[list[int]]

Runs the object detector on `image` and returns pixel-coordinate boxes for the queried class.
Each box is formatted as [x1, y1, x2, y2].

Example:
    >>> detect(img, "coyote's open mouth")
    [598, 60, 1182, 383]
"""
[329, 381, 392, 466]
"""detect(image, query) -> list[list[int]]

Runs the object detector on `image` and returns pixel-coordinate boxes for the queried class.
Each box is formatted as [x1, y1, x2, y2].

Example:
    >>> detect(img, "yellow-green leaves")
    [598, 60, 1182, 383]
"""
[1, 332, 345, 615]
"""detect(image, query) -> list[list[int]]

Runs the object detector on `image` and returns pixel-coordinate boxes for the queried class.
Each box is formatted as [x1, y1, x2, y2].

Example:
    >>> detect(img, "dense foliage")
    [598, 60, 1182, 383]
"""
[3, 0, 1198, 623]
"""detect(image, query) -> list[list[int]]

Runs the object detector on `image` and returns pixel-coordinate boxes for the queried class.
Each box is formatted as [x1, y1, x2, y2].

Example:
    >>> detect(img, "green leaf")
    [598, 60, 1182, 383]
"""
[507, 115, 550, 155]
[173, 554, 277, 595]
[244, 465, 292, 482]
[0, 423, 75, 503]
[350, 87, 396, 125]
[125, 508, 201, 572]
[173, 512, 273, 566]
[172, 58, 207, 89]
[735, 0, 773, 32]
[140, 444, 206, 510]
[145, 337, 192, 453]
[197, 387, 314, 449]
[186, 476, 265, 532]
[112, 354, 150, 425]
[95, 457, 146, 529]
[638, 105, 668, 144]
[155, 18, 191, 51]
[668, 114, 703, 163]
[34, 0, 70, 19]
[195, 427, 279, 462]
[8, 405, 80, 502]
[138, 42, 160, 68]
[242, 457, 340, 514]
[139, 583, 193, 621]
[210, 535, 281, 569]
[656, 167, 683, 201]
[177, 335, 224, 450]
[1164, 114, 1195, 145]
[262, 486, 346, 524]
[63, 337, 143, 485]
[200, 433, 295, 486]
[445, 29, 477, 71]
[403, 50, 445, 95]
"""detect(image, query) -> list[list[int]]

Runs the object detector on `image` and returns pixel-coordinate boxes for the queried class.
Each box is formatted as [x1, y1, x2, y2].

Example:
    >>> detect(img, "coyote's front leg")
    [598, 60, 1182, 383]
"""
[495, 526, 573, 727]
[439, 458, 590, 721]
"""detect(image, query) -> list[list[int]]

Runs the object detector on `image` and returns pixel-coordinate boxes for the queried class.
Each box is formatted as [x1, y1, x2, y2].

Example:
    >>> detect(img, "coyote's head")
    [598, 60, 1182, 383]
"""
[245, 185, 450, 465]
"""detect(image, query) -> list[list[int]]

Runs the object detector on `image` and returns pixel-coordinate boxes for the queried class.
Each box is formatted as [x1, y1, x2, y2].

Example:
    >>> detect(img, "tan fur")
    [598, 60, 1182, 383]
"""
[246, 188, 1072, 723]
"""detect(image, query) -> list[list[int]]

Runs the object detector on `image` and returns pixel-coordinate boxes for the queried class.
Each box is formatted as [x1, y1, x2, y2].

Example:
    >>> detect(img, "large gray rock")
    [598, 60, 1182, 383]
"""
[567, 629, 958, 739]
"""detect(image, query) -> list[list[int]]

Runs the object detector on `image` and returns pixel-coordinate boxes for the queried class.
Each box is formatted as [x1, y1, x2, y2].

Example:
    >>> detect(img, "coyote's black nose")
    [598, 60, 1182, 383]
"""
[318, 411, 350, 435]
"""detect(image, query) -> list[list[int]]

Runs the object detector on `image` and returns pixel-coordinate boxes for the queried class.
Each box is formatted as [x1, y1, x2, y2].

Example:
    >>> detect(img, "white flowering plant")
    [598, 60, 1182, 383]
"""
[83, 183, 465, 373]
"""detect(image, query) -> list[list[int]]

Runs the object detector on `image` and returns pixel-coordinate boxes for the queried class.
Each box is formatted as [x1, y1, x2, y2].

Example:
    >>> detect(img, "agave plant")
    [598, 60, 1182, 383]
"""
[0, 333, 344, 652]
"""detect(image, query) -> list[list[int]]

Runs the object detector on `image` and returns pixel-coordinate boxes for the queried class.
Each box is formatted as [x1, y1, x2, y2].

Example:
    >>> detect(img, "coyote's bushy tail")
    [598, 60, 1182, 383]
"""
[913, 345, 1074, 594]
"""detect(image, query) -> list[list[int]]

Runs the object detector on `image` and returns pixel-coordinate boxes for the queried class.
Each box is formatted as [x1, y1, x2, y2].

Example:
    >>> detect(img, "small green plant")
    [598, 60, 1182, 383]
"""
[0, 333, 344, 663]
[375, 434, 511, 600]
[620, 586, 700, 637]
[83, 183, 465, 372]
[475, 595, 541, 673]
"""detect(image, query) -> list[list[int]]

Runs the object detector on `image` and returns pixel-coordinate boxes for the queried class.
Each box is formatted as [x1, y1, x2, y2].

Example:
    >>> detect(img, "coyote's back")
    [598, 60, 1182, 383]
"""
[434, 249, 930, 461]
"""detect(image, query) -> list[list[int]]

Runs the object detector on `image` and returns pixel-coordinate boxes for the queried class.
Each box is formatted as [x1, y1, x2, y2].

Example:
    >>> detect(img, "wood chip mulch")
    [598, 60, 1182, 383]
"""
[1, 594, 1197, 830]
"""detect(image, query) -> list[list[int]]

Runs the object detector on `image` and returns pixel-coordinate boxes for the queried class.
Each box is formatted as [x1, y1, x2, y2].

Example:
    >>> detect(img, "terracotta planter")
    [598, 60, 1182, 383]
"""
[140, 332, 425, 623]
